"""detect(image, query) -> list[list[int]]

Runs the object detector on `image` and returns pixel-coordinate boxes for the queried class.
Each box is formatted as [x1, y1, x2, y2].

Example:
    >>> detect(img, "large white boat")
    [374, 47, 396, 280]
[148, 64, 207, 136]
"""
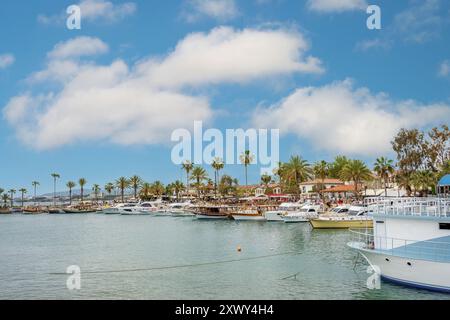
[264, 203, 300, 222]
[282, 204, 321, 223]
[348, 197, 450, 292]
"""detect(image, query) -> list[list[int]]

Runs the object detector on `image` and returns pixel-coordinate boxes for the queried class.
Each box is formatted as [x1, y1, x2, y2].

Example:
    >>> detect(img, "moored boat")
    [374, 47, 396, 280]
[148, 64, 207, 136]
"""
[310, 205, 372, 229]
[231, 208, 266, 221]
[348, 197, 450, 292]
[282, 204, 321, 223]
[0, 208, 12, 215]
[194, 206, 231, 220]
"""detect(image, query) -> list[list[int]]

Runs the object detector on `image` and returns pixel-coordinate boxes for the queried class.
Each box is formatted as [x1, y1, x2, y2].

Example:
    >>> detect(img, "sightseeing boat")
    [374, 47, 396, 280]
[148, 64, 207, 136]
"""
[348, 197, 450, 292]
[310, 205, 373, 229]
[167, 201, 195, 217]
[23, 207, 43, 214]
[194, 206, 231, 220]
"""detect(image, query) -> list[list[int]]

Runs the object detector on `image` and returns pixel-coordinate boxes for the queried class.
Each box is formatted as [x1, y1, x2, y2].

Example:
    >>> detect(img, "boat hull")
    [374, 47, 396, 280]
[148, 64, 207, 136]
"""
[232, 214, 266, 221]
[196, 214, 229, 220]
[351, 244, 450, 293]
[283, 217, 309, 223]
[264, 212, 285, 222]
[310, 219, 373, 229]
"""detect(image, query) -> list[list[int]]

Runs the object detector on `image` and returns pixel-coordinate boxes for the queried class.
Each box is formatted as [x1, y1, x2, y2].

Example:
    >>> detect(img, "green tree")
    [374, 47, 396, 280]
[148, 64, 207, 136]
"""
[190, 166, 208, 198]
[182, 161, 194, 190]
[239, 150, 255, 187]
[92, 184, 101, 202]
[19, 188, 27, 207]
[140, 182, 153, 201]
[2, 194, 9, 207]
[9, 189, 16, 207]
[31, 181, 40, 204]
[129, 175, 142, 199]
[51, 173, 60, 206]
[78, 178, 87, 202]
[211, 157, 224, 196]
[116, 177, 129, 203]
[340, 160, 373, 198]
[374, 157, 395, 196]
[104, 183, 115, 197]
[151, 181, 165, 197]
[283, 156, 312, 195]
[328, 156, 350, 179]
[66, 181, 76, 205]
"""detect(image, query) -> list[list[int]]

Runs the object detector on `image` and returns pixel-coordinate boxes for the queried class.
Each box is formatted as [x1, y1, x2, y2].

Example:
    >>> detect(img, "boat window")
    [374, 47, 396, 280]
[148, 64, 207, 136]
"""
[308, 209, 316, 213]
[439, 223, 450, 230]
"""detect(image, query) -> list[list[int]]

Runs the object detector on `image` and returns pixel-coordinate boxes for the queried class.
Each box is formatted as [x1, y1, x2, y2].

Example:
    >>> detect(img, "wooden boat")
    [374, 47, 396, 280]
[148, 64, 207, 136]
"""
[23, 207, 43, 214]
[231, 208, 266, 221]
[0, 208, 12, 215]
[194, 206, 231, 220]
[63, 207, 97, 214]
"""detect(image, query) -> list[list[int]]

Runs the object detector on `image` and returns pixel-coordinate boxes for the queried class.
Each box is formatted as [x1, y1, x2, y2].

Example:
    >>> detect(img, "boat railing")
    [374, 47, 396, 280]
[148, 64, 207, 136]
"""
[364, 197, 450, 218]
[349, 229, 450, 262]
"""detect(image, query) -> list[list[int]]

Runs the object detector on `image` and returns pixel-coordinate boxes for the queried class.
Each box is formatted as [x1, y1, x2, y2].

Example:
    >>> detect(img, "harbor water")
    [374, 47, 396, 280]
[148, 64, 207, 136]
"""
[0, 214, 449, 300]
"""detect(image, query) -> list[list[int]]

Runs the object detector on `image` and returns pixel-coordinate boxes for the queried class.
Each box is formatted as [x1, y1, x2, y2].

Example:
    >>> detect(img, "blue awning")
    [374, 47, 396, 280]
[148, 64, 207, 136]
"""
[439, 174, 450, 186]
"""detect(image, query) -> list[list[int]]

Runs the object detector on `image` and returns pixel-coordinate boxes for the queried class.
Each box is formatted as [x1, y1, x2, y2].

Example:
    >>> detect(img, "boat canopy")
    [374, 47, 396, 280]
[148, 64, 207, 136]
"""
[439, 174, 450, 186]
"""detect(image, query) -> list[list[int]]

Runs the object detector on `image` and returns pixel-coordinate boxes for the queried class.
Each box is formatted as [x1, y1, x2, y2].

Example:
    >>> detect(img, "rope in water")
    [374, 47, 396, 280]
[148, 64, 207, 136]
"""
[49, 250, 302, 276]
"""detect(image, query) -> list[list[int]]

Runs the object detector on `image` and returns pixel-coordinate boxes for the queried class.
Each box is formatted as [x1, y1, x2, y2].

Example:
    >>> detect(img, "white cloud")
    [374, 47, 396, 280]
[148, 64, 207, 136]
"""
[38, 0, 136, 25]
[183, 0, 239, 22]
[307, 0, 367, 13]
[252, 79, 450, 156]
[136, 26, 324, 89]
[0, 54, 15, 69]
[48, 36, 109, 60]
[4, 27, 322, 150]
[438, 60, 450, 77]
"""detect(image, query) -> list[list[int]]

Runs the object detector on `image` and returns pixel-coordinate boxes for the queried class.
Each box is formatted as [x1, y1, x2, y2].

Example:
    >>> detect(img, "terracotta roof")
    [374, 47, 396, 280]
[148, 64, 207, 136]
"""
[320, 185, 359, 193]
[300, 179, 344, 185]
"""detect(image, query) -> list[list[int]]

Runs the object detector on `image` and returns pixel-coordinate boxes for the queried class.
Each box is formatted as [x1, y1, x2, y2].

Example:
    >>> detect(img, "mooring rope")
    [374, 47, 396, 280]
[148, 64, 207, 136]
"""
[48, 250, 302, 276]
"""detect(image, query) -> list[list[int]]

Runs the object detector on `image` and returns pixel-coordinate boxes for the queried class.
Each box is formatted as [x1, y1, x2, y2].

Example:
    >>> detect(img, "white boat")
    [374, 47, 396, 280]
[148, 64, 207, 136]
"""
[168, 202, 195, 217]
[282, 204, 321, 223]
[264, 203, 299, 222]
[119, 203, 151, 215]
[139, 201, 163, 214]
[310, 205, 373, 229]
[348, 197, 450, 292]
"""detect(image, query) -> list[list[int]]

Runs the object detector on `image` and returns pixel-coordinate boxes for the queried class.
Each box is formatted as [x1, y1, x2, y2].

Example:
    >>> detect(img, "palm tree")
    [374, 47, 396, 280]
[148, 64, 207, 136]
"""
[66, 181, 76, 205]
[129, 175, 142, 200]
[104, 183, 115, 198]
[284, 156, 312, 195]
[273, 162, 285, 184]
[151, 181, 165, 197]
[19, 188, 27, 208]
[340, 160, 373, 198]
[239, 150, 255, 187]
[9, 189, 16, 207]
[182, 161, 194, 190]
[211, 157, 224, 196]
[140, 182, 153, 200]
[0, 188, 4, 199]
[190, 166, 208, 198]
[78, 178, 87, 202]
[51, 173, 60, 206]
[313, 160, 329, 197]
[92, 184, 101, 203]
[261, 174, 272, 186]
[31, 181, 40, 204]
[2, 194, 9, 207]
[172, 180, 185, 200]
[374, 157, 395, 197]
[116, 177, 129, 203]
[411, 170, 435, 197]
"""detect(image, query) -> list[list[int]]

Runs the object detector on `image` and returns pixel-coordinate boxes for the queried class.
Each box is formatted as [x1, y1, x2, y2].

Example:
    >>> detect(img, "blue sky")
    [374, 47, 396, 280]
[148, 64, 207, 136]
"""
[0, 0, 449, 194]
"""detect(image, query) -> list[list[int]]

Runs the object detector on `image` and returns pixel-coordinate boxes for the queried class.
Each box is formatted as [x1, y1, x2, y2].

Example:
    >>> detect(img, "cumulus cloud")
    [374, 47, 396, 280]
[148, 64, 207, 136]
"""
[183, 0, 239, 22]
[307, 0, 367, 13]
[252, 79, 450, 156]
[4, 27, 322, 150]
[38, 0, 136, 25]
[0, 54, 15, 69]
[136, 26, 324, 89]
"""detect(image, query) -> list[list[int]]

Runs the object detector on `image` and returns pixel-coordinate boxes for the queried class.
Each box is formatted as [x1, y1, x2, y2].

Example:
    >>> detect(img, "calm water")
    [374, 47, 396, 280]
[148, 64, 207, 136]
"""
[0, 214, 449, 300]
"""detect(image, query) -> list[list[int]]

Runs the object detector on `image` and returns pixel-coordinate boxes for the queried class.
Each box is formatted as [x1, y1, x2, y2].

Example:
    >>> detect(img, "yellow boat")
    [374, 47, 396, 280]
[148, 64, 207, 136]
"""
[310, 217, 373, 229]
[310, 205, 373, 229]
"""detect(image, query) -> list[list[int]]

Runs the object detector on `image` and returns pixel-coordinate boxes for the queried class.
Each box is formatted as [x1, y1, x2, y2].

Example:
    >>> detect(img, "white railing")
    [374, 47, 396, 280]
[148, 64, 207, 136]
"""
[349, 229, 450, 263]
[364, 197, 450, 218]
